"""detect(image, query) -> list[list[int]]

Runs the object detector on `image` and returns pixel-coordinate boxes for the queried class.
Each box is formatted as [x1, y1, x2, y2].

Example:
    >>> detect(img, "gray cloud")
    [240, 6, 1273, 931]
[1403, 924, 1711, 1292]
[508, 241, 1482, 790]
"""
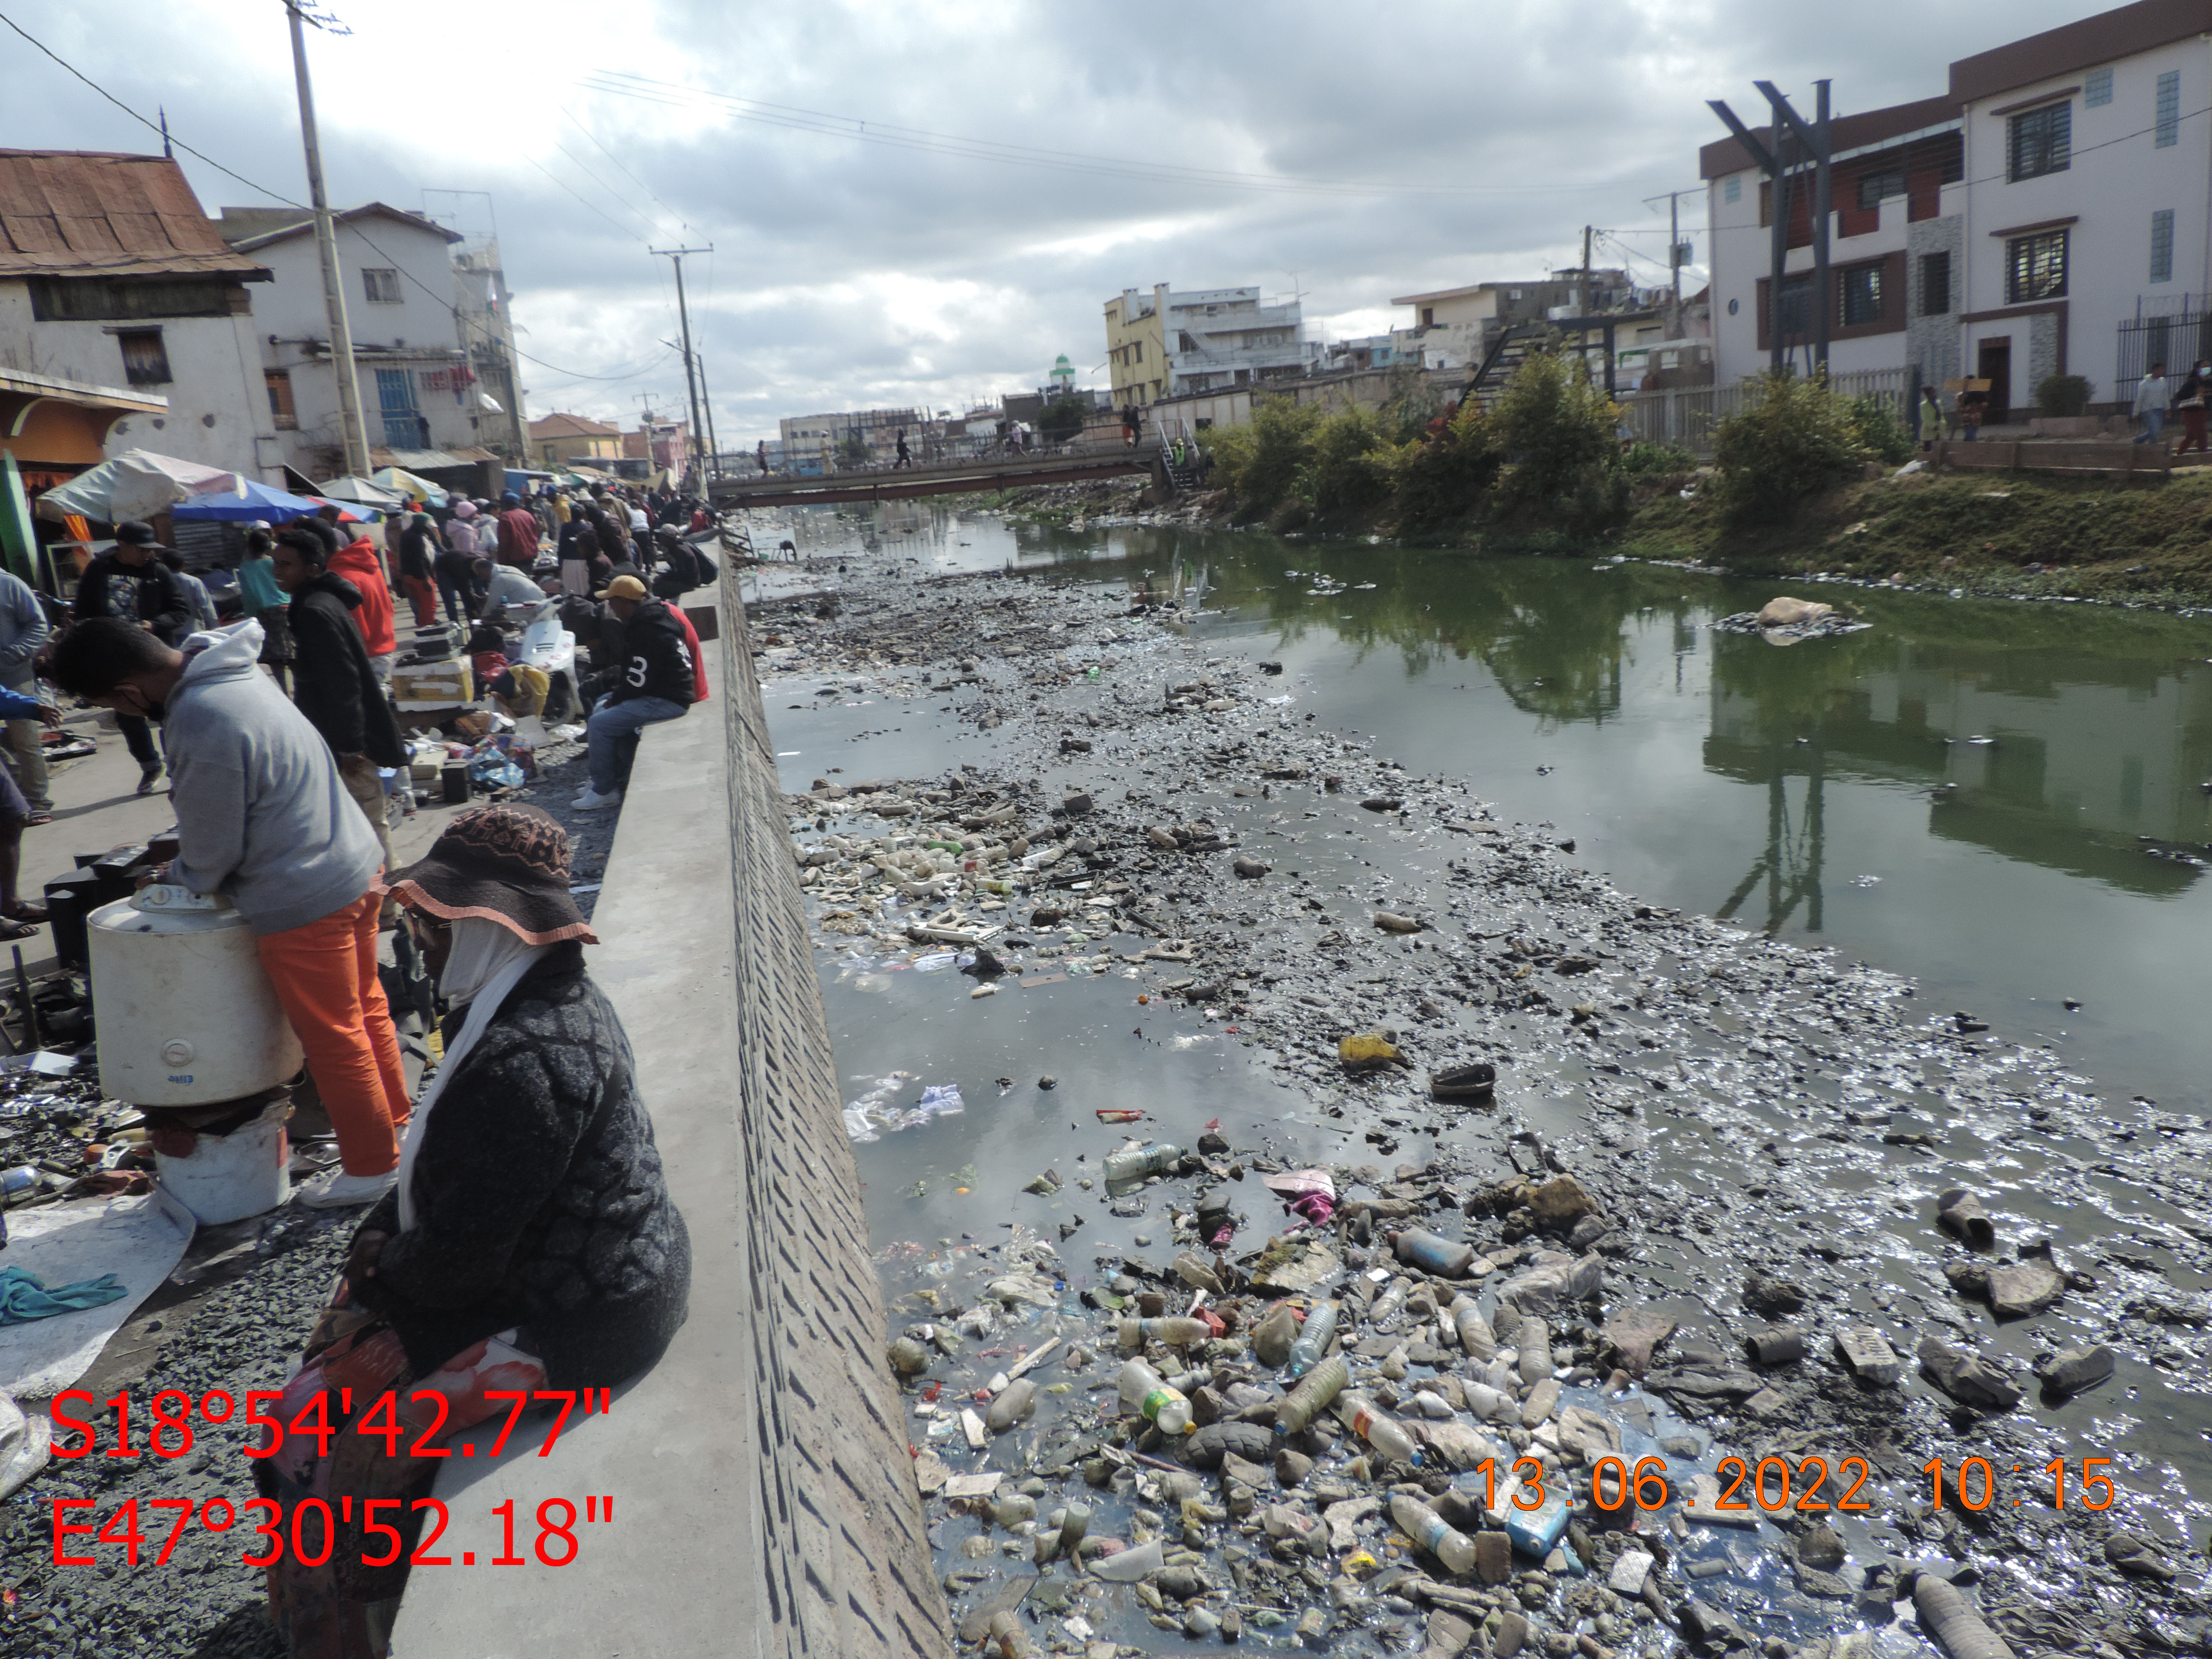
[2, 0, 2101, 438]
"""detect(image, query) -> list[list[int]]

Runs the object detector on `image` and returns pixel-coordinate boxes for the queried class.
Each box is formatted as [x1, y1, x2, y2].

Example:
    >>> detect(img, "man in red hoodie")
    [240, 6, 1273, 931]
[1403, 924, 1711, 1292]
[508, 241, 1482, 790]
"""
[495, 491, 544, 569]
[301, 516, 398, 684]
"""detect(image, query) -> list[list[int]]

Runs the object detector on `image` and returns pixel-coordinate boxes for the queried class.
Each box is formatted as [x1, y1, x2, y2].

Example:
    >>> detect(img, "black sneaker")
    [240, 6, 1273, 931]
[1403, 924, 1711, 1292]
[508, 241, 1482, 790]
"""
[136, 764, 164, 797]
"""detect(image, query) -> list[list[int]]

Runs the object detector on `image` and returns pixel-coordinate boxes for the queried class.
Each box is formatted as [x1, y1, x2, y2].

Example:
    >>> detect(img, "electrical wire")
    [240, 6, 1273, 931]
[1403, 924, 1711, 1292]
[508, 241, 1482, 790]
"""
[559, 109, 688, 234]
[548, 140, 661, 240]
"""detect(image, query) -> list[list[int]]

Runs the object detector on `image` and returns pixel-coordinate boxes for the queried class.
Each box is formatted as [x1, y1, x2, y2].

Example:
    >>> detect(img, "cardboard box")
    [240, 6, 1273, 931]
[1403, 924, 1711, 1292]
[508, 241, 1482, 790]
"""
[391, 657, 474, 708]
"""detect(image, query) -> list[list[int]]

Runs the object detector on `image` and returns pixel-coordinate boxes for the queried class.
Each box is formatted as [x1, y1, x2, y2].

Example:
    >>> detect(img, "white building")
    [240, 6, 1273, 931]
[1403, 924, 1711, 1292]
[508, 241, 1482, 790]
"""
[0, 150, 278, 478]
[1387, 275, 1628, 370]
[1703, 0, 2212, 422]
[218, 203, 499, 477]
[1103, 284, 1320, 406]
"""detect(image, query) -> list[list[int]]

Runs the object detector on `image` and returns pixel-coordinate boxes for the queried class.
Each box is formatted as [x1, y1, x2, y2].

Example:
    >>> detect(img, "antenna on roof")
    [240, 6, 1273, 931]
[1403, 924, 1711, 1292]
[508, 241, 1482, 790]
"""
[159, 106, 171, 159]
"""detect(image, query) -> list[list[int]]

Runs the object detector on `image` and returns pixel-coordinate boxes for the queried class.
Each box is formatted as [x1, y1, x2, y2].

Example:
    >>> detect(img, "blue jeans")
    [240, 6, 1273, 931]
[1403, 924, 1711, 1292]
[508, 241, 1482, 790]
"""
[587, 695, 687, 795]
[2139, 408, 2167, 443]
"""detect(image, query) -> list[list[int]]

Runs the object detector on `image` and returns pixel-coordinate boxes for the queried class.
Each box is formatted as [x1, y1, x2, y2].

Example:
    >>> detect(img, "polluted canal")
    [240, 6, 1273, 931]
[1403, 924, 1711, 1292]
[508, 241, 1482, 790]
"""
[749, 501, 2212, 1659]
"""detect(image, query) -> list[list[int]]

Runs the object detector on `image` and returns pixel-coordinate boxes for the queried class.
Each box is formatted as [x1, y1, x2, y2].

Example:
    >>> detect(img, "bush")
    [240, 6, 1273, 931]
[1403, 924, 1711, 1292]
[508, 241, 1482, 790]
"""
[1038, 396, 1089, 444]
[1202, 400, 1322, 517]
[1303, 406, 1404, 514]
[1392, 400, 1504, 530]
[1712, 371, 1870, 525]
[1849, 394, 1915, 464]
[1619, 441, 1697, 478]
[2037, 374, 2092, 417]
[1491, 351, 1623, 502]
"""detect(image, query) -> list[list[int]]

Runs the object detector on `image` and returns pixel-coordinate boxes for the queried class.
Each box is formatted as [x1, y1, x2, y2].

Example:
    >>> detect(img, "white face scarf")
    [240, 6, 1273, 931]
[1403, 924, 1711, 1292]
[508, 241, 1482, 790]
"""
[394, 917, 551, 1230]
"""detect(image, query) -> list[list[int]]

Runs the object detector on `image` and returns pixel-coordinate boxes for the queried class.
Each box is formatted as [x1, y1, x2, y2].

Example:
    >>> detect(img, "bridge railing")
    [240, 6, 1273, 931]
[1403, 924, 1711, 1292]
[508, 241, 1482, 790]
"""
[722, 432, 1165, 485]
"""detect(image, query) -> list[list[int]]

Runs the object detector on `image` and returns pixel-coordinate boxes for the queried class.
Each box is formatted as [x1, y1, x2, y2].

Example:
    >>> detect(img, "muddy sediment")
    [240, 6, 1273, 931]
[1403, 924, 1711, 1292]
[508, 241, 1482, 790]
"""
[759, 548, 2211, 1658]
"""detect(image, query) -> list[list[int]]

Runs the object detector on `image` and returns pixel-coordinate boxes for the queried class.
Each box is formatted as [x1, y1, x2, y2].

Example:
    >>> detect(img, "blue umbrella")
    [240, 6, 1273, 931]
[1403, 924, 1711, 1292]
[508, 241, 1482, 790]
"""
[170, 478, 357, 523]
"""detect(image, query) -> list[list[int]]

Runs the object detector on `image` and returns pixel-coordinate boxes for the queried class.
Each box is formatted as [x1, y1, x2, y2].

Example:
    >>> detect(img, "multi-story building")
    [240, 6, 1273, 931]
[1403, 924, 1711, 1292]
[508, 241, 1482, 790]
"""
[528, 412, 623, 469]
[0, 150, 277, 479]
[778, 408, 921, 469]
[1702, 0, 2212, 420]
[451, 238, 527, 458]
[1387, 274, 1630, 370]
[217, 202, 497, 476]
[1102, 284, 1319, 407]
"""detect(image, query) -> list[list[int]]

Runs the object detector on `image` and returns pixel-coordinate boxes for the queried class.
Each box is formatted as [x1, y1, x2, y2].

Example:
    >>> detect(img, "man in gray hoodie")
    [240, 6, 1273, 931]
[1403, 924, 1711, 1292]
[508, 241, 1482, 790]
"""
[46, 619, 412, 1209]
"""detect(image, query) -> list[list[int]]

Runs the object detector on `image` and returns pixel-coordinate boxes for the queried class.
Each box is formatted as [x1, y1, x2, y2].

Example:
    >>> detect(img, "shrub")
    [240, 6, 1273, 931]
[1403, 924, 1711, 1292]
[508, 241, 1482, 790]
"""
[1303, 406, 1404, 514]
[1491, 351, 1623, 502]
[1204, 400, 1322, 517]
[1712, 371, 1870, 525]
[1038, 396, 1089, 444]
[1849, 394, 1915, 464]
[1619, 441, 1697, 478]
[2037, 373, 2092, 417]
[1392, 400, 1504, 530]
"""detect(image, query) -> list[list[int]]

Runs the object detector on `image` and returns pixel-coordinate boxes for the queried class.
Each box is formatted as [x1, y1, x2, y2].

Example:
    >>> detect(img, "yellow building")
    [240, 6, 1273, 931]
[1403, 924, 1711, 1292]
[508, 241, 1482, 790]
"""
[1103, 287, 1168, 407]
[527, 411, 622, 468]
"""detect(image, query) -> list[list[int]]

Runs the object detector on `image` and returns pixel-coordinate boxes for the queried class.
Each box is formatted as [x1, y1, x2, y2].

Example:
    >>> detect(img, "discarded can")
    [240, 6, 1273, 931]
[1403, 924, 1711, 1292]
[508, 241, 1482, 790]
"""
[1273, 1354, 1348, 1435]
[1284, 1301, 1338, 1378]
[1117, 1359, 1195, 1434]
[1335, 1392, 1421, 1467]
[0, 1166, 39, 1197]
[1392, 1228, 1474, 1278]
[1389, 1493, 1477, 1575]
[1102, 1142, 1183, 1183]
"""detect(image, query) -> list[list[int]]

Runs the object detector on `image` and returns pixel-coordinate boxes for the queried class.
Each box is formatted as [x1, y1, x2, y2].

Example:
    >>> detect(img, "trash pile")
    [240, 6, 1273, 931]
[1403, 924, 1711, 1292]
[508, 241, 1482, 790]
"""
[396, 715, 582, 808]
[882, 1128, 1983, 1659]
[1711, 597, 1870, 642]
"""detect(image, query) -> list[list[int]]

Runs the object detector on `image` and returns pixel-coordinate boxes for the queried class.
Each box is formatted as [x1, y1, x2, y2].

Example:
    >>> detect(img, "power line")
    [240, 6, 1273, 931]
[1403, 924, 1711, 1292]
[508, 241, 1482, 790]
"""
[559, 110, 688, 234]
[526, 156, 647, 242]
[548, 139, 660, 239]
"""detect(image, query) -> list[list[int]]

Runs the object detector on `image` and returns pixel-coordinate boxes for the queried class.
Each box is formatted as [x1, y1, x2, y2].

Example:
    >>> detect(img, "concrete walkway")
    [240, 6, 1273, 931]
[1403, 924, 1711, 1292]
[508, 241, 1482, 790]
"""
[392, 591, 952, 1658]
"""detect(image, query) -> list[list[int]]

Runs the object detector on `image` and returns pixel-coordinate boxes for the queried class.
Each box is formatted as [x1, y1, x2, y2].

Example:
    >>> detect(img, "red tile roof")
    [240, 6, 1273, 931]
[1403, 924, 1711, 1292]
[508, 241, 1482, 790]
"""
[0, 150, 270, 281]
[529, 411, 621, 439]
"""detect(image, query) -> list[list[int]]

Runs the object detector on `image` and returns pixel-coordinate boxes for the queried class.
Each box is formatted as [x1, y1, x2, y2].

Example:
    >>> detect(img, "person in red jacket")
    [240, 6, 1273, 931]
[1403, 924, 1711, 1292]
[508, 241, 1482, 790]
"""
[309, 517, 399, 685]
[495, 491, 543, 569]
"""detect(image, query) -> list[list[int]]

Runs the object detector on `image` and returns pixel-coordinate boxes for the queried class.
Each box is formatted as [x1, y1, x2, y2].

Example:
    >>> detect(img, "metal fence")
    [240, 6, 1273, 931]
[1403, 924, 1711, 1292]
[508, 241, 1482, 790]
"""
[2117, 301, 2212, 391]
[1621, 367, 1909, 457]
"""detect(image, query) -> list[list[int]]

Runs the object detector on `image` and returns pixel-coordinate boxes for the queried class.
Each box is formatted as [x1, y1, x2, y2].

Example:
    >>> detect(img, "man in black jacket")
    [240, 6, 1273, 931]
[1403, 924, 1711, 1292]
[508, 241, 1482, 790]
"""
[73, 521, 194, 795]
[271, 527, 408, 877]
[573, 574, 694, 811]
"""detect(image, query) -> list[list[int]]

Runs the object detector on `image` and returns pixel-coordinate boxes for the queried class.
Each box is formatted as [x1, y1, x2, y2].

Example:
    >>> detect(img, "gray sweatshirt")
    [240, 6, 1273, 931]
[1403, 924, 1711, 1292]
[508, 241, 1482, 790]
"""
[165, 621, 384, 935]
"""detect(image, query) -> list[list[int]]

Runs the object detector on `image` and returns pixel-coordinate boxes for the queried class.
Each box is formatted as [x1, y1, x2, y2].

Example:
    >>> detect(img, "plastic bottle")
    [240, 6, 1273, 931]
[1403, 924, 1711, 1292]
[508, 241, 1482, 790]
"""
[985, 1378, 1037, 1434]
[1336, 1392, 1422, 1467]
[1391, 1228, 1475, 1278]
[1118, 1316, 1212, 1351]
[1273, 1354, 1348, 1435]
[1118, 1359, 1195, 1434]
[1368, 1278, 1410, 1327]
[1389, 1493, 1477, 1575]
[1285, 1301, 1338, 1378]
[1088, 1537, 1163, 1581]
[1102, 1143, 1183, 1183]
[1449, 1295, 1496, 1362]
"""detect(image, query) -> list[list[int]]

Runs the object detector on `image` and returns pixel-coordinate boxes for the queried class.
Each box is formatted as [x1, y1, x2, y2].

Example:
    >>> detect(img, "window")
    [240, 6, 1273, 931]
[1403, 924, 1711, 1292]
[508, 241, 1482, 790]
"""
[1775, 274, 1812, 339]
[27, 276, 233, 321]
[2006, 229, 2068, 302]
[361, 267, 402, 304]
[1421, 307, 1435, 327]
[265, 369, 296, 428]
[1133, 340, 1142, 362]
[1857, 167, 1907, 209]
[2008, 103, 2071, 180]
[1840, 263, 1885, 327]
[1724, 174, 1742, 204]
[1919, 251, 1952, 317]
[2151, 209, 2176, 282]
[2156, 70, 2180, 147]
[2085, 66, 2113, 106]
[116, 329, 170, 386]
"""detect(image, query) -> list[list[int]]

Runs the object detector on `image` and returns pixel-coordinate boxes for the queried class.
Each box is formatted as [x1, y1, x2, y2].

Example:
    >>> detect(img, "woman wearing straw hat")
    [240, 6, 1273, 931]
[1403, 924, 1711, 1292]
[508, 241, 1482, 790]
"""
[257, 804, 689, 1655]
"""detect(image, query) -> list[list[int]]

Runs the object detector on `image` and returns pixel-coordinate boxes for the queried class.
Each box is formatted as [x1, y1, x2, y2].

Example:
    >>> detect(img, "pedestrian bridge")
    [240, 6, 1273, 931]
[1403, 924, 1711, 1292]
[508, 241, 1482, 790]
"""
[708, 439, 1169, 511]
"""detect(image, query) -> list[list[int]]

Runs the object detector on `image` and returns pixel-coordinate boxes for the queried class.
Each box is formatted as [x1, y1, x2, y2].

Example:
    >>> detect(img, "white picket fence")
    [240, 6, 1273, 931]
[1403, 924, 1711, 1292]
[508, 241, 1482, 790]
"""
[1622, 368, 1909, 458]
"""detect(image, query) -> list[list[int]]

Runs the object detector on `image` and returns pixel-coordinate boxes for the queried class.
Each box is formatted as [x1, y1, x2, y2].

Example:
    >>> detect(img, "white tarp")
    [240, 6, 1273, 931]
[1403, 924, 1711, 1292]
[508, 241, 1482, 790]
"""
[0, 1188, 194, 1397]
[32, 449, 240, 525]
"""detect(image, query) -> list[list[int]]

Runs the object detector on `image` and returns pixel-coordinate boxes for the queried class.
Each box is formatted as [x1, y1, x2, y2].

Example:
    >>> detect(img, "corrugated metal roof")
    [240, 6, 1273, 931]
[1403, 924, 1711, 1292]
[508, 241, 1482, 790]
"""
[216, 202, 464, 251]
[529, 411, 621, 438]
[0, 150, 270, 280]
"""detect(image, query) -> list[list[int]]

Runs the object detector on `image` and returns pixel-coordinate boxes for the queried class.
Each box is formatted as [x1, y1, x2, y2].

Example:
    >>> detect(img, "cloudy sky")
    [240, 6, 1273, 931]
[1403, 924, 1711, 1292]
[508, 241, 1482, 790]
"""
[4, 0, 2104, 441]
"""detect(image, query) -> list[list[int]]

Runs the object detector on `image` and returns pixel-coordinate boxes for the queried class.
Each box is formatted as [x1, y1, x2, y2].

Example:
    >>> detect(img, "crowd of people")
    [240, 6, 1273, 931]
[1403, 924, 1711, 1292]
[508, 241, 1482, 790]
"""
[29, 475, 705, 1654]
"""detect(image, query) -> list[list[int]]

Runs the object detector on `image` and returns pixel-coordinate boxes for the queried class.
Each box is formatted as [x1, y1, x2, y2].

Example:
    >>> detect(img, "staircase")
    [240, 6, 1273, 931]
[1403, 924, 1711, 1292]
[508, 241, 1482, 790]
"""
[1462, 323, 1542, 412]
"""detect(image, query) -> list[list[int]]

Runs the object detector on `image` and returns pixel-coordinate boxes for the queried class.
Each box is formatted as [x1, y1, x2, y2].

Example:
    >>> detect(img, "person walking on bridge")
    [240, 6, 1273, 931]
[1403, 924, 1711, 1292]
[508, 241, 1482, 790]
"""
[894, 429, 912, 469]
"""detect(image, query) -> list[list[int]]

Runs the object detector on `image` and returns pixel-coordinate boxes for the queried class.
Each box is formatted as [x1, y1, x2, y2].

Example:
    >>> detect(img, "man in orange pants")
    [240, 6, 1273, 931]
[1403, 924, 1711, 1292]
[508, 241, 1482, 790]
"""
[47, 619, 410, 1207]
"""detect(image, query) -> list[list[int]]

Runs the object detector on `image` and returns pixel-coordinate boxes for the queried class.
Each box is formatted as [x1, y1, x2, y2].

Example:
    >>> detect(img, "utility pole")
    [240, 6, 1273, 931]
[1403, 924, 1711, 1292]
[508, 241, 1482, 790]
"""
[695, 354, 722, 482]
[651, 245, 712, 493]
[285, 2, 371, 477]
[1668, 191, 1685, 340]
[1580, 225, 1593, 314]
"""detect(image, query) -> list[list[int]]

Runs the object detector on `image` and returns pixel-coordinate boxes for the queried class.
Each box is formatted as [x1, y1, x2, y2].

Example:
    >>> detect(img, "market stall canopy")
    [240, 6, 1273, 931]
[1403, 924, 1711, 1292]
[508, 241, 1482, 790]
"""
[371, 466, 447, 507]
[171, 478, 356, 523]
[31, 450, 239, 525]
[312, 474, 408, 510]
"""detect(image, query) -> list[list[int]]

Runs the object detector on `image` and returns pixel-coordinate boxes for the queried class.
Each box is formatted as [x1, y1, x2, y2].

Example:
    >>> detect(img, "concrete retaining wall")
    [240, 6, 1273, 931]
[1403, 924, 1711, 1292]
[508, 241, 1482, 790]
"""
[391, 578, 951, 1658]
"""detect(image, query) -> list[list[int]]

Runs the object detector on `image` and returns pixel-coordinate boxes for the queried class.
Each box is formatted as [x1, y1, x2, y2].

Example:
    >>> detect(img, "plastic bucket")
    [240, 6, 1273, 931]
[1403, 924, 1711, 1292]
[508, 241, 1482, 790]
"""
[153, 1100, 291, 1224]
